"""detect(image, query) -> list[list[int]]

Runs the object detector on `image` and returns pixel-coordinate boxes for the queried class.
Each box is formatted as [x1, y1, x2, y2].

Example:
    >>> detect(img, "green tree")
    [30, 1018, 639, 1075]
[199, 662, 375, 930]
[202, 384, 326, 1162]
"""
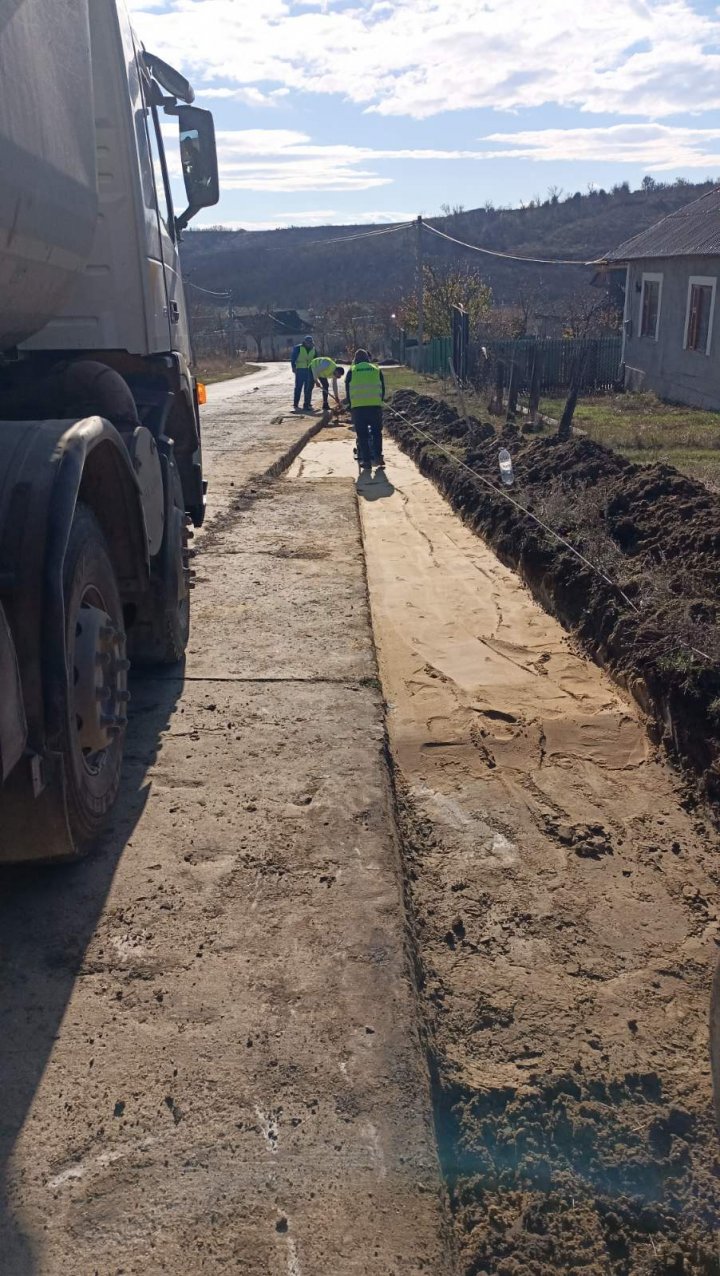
[398, 264, 492, 339]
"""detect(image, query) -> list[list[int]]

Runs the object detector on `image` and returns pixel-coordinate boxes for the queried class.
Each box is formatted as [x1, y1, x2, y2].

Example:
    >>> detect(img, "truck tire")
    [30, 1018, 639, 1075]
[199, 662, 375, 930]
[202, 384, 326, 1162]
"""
[129, 463, 190, 666]
[711, 958, 720, 1133]
[58, 503, 128, 853]
[156, 465, 191, 663]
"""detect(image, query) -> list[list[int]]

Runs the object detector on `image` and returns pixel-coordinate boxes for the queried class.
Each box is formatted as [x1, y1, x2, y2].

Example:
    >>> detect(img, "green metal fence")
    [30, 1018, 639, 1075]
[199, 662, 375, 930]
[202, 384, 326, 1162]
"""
[406, 335, 622, 394]
[407, 337, 452, 377]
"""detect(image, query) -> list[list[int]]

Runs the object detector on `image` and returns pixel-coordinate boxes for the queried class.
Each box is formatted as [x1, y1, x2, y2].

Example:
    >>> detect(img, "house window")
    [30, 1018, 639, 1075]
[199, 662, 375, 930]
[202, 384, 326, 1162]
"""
[684, 276, 716, 354]
[639, 273, 662, 339]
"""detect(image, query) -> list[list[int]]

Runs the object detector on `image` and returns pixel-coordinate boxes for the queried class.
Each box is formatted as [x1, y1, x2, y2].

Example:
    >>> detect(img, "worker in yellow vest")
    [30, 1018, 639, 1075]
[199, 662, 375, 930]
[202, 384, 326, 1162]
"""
[290, 335, 317, 412]
[310, 356, 345, 412]
[345, 349, 386, 469]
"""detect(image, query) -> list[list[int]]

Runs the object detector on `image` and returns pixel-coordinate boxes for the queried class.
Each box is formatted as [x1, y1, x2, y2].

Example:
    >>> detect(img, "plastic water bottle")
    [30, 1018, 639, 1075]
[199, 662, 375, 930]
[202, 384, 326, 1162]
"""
[498, 448, 514, 486]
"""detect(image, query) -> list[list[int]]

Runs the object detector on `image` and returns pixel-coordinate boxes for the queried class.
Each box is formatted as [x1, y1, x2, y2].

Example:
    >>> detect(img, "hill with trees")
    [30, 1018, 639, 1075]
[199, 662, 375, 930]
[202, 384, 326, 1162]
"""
[180, 178, 718, 317]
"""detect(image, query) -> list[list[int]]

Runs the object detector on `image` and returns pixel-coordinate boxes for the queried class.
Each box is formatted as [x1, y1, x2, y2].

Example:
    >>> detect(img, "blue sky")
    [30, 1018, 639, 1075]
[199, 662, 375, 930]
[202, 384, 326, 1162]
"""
[128, 0, 720, 229]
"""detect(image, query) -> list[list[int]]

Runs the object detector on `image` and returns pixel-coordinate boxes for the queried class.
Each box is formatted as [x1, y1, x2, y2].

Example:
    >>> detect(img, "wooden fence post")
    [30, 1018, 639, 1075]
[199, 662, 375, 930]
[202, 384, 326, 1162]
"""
[558, 341, 590, 440]
[491, 360, 505, 414]
[506, 362, 519, 425]
[528, 349, 542, 427]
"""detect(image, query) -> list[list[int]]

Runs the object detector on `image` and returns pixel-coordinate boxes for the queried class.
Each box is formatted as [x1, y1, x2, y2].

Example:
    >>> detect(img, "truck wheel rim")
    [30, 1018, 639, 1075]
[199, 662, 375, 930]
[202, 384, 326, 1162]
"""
[72, 587, 128, 772]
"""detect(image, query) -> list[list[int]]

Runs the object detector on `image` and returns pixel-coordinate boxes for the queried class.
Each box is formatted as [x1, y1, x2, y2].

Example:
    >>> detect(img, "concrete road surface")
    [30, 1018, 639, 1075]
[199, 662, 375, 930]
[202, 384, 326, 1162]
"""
[0, 368, 453, 1276]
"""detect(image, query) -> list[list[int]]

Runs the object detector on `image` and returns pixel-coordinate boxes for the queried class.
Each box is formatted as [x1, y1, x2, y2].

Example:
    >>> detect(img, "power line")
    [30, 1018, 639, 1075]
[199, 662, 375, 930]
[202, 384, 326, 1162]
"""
[253, 219, 414, 252]
[187, 215, 596, 271]
[304, 220, 413, 247]
[185, 280, 232, 298]
[423, 220, 598, 267]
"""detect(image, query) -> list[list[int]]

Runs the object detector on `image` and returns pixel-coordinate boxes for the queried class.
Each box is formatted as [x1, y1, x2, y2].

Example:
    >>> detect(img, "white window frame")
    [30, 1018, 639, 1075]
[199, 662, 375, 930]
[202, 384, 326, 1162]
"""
[683, 275, 717, 355]
[639, 271, 663, 340]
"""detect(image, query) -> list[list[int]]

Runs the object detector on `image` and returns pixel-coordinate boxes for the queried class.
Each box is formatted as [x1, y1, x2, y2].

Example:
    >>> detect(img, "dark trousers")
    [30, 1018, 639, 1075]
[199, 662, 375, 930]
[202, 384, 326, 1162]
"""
[293, 368, 313, 408]
[352, 407, 383, 464]
[318, 377, 330, 409]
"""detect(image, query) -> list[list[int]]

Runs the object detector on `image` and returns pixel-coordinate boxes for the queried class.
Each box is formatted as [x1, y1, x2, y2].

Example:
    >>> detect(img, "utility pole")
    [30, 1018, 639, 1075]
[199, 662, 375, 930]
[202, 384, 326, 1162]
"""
[416, 215, 424, 350]
[227, 293, 234, 359]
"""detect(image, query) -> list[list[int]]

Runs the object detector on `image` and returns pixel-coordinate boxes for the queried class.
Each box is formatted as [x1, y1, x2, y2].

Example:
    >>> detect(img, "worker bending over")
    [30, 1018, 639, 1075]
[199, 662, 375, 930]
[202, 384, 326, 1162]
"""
[346, 349, 386, 469]
[310, 356, 345, 413]
[290, 335, 317, 412]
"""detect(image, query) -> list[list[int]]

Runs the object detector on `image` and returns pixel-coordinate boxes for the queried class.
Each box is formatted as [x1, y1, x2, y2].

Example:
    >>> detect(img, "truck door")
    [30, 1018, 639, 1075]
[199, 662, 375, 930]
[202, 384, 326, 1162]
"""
[149, 104, 192, 356]
[138, 72, 190, 358]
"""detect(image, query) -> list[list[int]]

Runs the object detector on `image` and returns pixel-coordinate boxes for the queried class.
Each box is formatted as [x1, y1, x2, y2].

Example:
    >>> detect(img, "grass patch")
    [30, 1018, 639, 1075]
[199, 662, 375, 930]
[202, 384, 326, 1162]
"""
[382, 366, 437, 394]
[383, 366, 489, 418]
[537, 391, 720, 488]
[196, 359, 262, 384]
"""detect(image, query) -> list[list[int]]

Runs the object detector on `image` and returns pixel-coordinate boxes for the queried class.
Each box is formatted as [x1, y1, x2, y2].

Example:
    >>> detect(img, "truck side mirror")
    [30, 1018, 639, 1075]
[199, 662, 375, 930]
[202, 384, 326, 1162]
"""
[175, 106, 219, 233]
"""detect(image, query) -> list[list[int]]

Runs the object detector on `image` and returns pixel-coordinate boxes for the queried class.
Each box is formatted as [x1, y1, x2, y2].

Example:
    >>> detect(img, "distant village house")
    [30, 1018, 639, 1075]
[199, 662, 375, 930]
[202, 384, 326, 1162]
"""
[233, 308, 312, 358]
[607, 188, 720, 410]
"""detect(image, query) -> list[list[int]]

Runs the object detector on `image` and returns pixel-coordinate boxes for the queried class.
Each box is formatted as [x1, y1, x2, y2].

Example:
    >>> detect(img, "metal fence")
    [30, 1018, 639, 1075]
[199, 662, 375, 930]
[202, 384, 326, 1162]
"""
[406, 337, 452, 377]
[479, 336, 622, 395]
[404, 335, 622, 395]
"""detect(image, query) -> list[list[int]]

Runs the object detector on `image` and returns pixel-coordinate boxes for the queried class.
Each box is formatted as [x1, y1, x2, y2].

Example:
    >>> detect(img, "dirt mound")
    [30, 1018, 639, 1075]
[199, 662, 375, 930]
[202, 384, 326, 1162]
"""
[388, 390, 720, 805]
[393, 389, 472, 441]
[444, 1069, 718, 1276]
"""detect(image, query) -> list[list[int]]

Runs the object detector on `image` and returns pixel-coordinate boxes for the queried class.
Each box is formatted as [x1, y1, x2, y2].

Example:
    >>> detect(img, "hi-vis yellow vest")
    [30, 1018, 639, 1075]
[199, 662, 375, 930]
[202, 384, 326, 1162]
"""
[295, 345, 316, 369]
[310, 357, 337, 379]
[348, 362, 382, 408]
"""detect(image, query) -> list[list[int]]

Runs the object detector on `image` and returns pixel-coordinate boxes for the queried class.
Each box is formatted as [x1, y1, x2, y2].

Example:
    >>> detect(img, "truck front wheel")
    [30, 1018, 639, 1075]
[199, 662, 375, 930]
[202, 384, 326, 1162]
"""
[129, 462, 190, 666]
[59, 503, 128, 853]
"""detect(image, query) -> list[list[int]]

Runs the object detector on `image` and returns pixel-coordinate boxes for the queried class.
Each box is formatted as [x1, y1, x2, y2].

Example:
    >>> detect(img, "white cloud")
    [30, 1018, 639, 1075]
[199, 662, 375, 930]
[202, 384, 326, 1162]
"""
[194, 208, 417, 229]
[477, 124, 720, 170]
[202, 123, 720, 192]
[198, 86, 290, 106]
[164, 116, 720, 199]
[128, 0, 720, 120]
[221, 164, 392, 191]
[189, 127, 506, 191]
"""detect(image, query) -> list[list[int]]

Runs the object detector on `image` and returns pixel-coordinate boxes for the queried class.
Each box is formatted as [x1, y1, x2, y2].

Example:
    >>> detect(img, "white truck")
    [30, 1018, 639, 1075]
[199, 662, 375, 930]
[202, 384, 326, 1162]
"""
[0, 0, 219, 861]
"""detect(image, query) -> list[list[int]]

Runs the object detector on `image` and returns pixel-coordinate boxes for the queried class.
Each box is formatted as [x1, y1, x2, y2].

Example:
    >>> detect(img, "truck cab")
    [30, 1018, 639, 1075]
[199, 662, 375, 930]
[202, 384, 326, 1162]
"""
[0, 0, 219, 861]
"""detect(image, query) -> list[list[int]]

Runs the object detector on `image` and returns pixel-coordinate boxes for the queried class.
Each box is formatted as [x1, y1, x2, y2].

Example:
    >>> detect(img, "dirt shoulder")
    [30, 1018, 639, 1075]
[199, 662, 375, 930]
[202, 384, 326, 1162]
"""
[293, 429, 720, 1276]
[0, 378, 452, 1275]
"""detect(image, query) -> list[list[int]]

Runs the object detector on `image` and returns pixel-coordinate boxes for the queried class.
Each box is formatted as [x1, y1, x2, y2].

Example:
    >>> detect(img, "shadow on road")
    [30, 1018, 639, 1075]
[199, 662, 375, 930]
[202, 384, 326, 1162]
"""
[0, 673, 183, 1274]
[356, 467, 395, 501]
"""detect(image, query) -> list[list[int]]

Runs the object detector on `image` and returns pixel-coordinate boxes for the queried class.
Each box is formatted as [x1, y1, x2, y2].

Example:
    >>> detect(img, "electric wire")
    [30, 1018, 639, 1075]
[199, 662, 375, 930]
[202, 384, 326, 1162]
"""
[422, 219, 599, 267]
[302, 220, 413, 247]
[185, 280, 232, 298]
[245, 219, 415, 252]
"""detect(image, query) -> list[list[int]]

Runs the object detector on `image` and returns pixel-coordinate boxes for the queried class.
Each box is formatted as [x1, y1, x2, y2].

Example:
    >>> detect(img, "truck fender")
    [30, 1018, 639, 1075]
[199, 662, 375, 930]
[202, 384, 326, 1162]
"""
[43, 416, 151, 746]
[0, 416, 150, 862]
[0, 601, 27, 783]
[0, 416, 149, 755]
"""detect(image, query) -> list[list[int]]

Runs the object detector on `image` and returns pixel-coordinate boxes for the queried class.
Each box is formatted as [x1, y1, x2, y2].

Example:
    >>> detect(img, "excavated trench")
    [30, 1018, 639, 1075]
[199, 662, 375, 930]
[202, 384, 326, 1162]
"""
[290, 426, 720, 1276]
[388, 390, 720, 808]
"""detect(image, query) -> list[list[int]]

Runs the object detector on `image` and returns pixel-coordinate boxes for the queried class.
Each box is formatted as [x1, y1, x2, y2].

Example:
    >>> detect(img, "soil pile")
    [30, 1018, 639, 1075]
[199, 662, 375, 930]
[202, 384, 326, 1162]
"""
[388, 390, 720, 804]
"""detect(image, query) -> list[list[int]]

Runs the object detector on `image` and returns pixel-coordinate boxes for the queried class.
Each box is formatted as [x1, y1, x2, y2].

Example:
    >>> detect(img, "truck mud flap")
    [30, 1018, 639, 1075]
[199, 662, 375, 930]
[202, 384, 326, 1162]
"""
[0, 752, 73, 864]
